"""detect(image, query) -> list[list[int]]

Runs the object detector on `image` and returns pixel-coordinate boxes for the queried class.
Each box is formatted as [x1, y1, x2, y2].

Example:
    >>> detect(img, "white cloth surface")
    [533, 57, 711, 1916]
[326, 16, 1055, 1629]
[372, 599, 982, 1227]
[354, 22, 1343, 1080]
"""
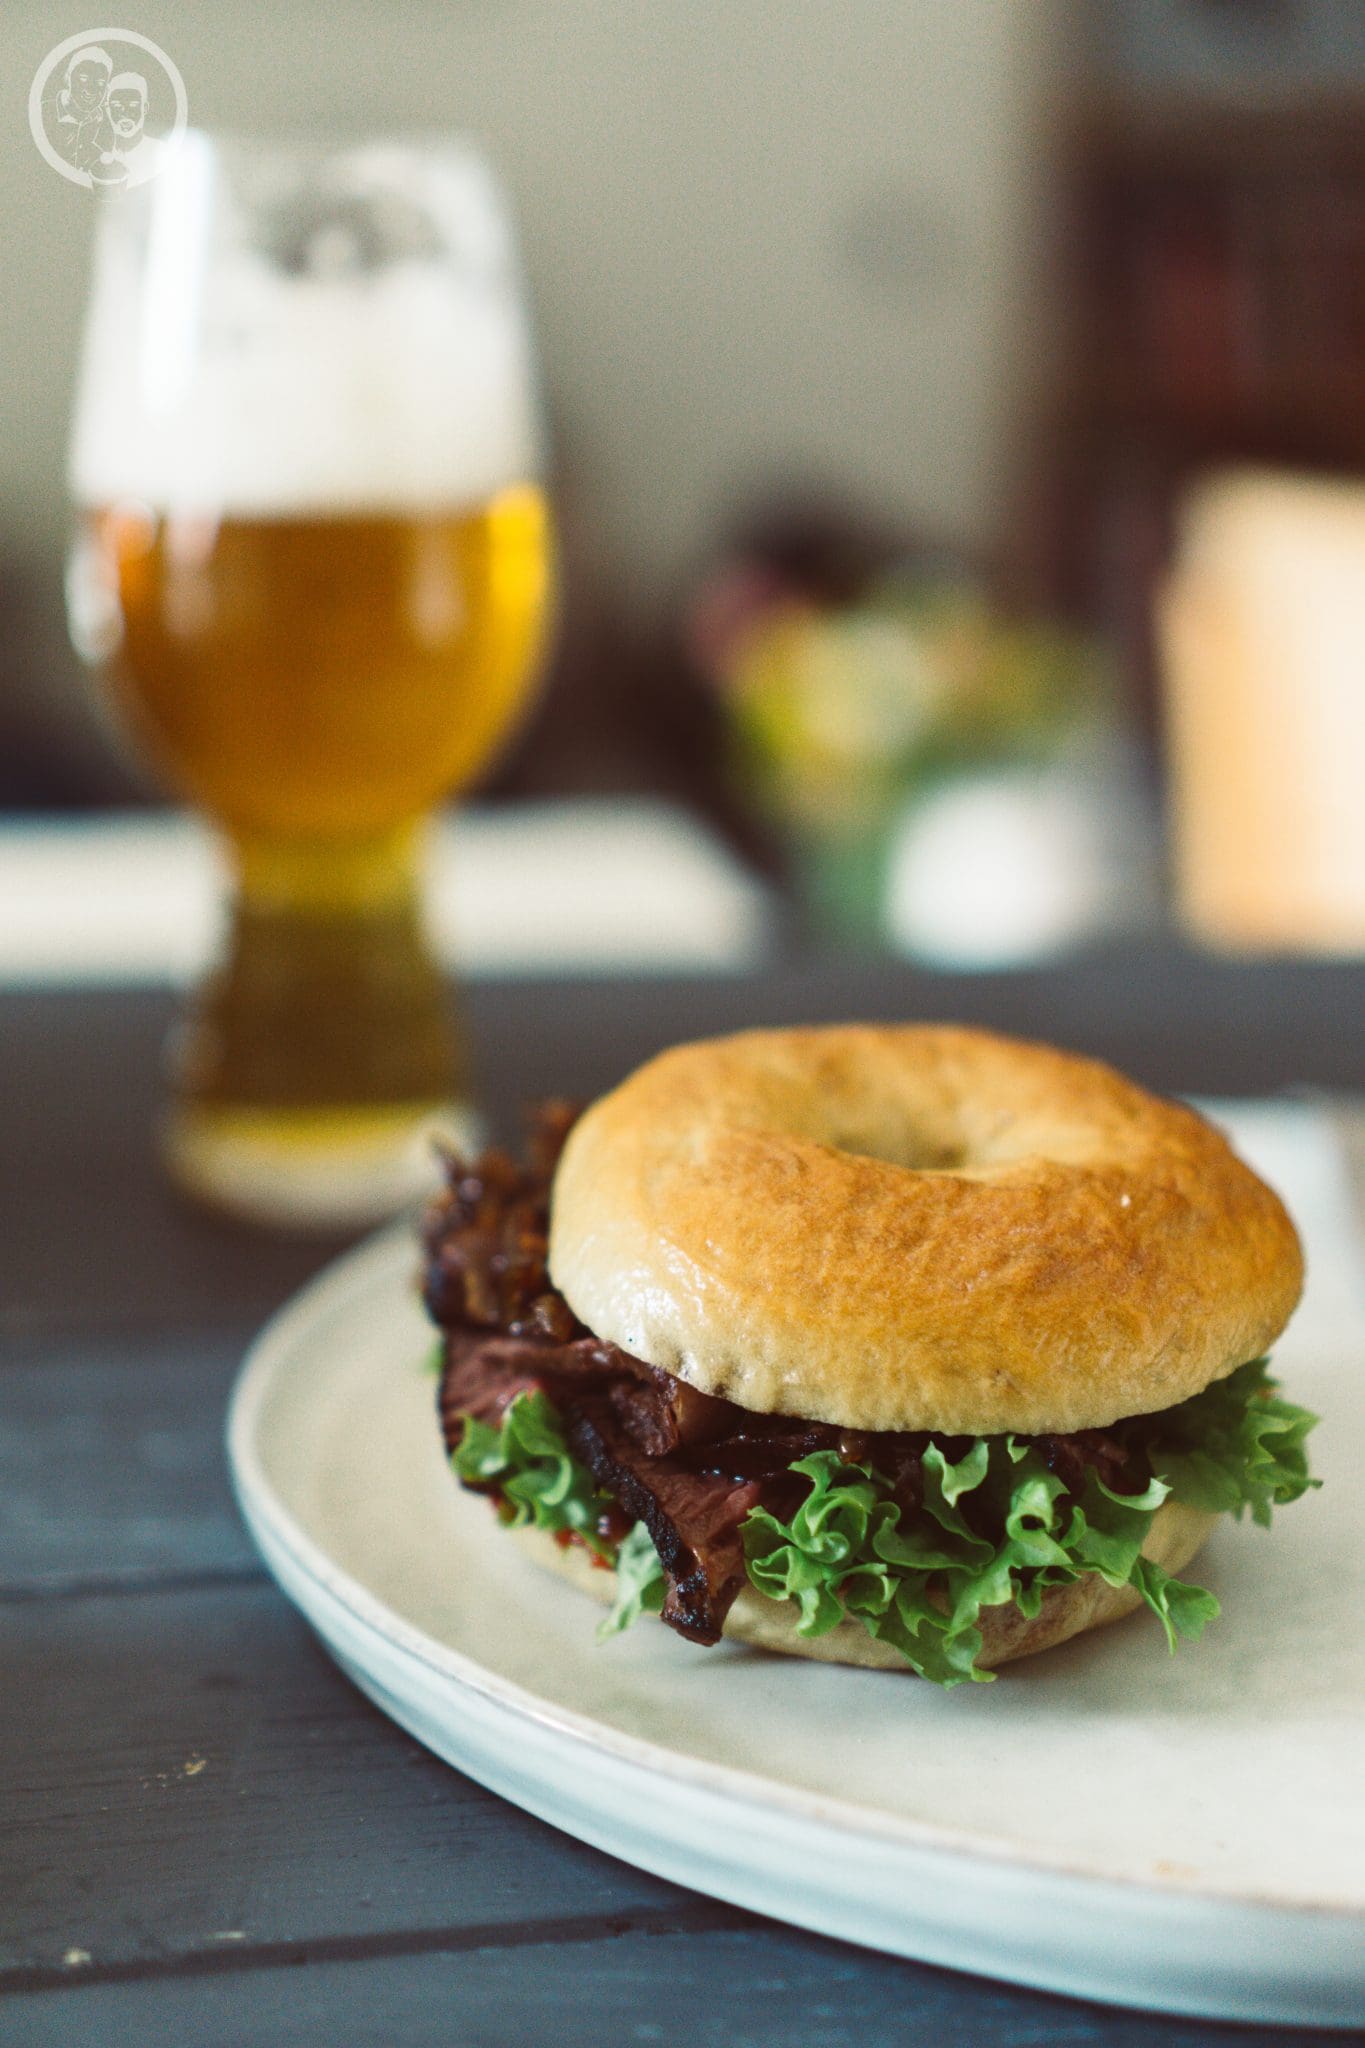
[0, 801, 771, 984]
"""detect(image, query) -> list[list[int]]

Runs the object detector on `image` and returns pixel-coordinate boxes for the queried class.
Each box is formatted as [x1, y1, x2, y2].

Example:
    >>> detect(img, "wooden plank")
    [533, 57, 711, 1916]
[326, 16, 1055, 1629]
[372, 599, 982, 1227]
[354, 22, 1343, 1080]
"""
[0, 1329, 259, 1593]
[3, 969, 1361, 2041]
[458, 950, 1365, 1111]
[0, 1583, 688, 1979]
[3, 959, 1364, 1329]
[0, 990, 353, 1335]
[0, 1925, 1347, 2048]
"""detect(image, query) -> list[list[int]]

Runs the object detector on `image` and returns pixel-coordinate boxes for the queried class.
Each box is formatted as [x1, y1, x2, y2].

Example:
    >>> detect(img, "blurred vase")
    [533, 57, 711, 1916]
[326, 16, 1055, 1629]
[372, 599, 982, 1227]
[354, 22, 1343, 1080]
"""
[789, 804, 902, 945]
[884, 757, 1157, 967]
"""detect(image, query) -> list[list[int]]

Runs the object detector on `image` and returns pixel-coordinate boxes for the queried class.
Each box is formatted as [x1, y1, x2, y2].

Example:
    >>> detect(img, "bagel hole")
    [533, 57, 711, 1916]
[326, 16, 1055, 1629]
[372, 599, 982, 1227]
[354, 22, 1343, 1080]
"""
[830, 1131, 968, 1173]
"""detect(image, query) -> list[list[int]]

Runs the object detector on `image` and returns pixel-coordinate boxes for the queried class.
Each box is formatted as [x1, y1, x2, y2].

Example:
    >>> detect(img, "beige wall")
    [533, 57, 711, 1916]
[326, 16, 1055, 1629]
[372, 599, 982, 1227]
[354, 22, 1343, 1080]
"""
[0, 0, 1071, 777]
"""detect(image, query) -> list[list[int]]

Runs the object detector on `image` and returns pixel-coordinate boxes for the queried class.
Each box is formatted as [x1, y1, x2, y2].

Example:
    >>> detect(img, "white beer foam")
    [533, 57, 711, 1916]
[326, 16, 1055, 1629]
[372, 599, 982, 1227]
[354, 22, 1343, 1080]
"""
[71, 223, 541, 515]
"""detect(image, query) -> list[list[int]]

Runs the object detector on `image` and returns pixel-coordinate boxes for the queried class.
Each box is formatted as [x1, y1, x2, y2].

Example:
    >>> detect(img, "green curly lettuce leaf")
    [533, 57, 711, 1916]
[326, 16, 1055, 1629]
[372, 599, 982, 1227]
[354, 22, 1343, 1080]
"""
[451, 1391, 665, 1631]
[740, 1442, 1210, 1686]
[1141, 1357, 1320, 1529]
[742, 1359, 1316, 1683]
[452, 1360, 1317, 1686]
[452, 1389, 616, 1559]
[600, 1519, 667, 1640]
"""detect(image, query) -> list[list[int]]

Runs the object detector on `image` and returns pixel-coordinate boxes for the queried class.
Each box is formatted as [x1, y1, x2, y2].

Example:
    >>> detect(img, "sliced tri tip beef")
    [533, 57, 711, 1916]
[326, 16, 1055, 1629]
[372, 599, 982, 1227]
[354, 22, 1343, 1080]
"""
[564, 1395, 762, 1641]
[434, 1326, 768, 1642]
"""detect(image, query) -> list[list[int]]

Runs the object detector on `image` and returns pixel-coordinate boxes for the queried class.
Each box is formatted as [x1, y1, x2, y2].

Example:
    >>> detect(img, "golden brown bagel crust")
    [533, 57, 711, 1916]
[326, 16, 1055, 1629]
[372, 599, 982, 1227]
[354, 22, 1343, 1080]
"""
[510, 1501, 1217, 1671]
[547, 1026, 1303, 1434]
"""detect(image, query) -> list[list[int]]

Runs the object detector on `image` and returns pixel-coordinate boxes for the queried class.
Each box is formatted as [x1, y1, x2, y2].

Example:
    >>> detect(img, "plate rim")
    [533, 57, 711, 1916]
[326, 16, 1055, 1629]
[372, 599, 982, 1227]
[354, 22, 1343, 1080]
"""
[227, 1219, 1363, 1926]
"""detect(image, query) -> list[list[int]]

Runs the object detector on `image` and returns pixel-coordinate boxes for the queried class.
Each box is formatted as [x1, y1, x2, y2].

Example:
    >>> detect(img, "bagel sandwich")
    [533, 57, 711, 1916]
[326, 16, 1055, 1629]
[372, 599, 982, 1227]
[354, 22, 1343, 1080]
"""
[423, 1026, 1318, 1684]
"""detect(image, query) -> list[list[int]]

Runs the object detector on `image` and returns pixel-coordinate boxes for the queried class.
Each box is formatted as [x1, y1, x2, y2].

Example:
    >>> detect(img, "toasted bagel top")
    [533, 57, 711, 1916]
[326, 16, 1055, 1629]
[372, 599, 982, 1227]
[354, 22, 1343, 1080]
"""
[547, 1025, 1303, 1434]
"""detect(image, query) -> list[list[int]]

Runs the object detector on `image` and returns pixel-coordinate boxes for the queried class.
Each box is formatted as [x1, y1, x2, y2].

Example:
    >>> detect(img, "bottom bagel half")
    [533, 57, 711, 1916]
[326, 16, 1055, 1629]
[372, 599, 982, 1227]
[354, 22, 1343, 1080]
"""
[509, 1500, 1218, 1672]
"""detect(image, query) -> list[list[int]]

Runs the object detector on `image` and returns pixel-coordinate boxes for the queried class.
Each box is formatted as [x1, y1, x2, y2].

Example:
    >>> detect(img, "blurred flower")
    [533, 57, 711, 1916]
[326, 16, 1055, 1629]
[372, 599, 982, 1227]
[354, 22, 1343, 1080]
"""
[689, 555, 1110, 940]
[708, 573, 1102, 821]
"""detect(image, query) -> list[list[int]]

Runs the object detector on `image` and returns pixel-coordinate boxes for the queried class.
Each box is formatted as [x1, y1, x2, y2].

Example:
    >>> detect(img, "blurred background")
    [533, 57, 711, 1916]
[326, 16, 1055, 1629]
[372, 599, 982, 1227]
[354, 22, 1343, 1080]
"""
[3, 0, 1364, 979]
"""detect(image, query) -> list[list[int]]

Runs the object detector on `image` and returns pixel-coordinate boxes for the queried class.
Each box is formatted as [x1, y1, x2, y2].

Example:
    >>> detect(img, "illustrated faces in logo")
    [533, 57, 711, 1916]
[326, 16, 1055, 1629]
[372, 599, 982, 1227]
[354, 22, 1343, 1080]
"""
[108, 72, 148, 145]
[85, 69, 159, 191]
[55, 44, 113, 170]
[34, 32, 185, 191]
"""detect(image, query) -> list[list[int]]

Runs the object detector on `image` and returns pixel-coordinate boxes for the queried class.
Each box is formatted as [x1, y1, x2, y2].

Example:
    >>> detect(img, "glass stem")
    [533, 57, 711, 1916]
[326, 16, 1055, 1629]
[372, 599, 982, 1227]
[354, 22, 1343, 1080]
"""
[171, 820, 464, 1113]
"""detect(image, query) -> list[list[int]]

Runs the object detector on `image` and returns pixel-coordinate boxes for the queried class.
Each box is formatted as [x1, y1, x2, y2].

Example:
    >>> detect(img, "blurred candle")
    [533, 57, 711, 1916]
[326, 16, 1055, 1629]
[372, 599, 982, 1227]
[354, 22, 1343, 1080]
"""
[1160, 470, 1365, 953]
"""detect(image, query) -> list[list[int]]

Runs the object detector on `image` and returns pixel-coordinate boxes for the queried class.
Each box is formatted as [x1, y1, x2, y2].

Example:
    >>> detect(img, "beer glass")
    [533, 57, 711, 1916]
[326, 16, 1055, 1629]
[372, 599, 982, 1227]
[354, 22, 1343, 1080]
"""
[67, 136, 550, 1225]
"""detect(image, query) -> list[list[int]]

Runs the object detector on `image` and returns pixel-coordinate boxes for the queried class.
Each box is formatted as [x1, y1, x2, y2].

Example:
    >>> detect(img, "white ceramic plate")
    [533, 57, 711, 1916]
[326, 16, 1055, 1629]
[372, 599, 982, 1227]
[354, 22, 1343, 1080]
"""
[228, 1103, 1365, 2028]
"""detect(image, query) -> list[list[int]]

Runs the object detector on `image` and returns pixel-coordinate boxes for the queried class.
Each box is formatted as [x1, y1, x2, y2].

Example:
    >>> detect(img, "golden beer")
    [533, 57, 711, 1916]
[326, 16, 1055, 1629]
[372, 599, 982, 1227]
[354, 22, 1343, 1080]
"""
[74, 485, 551, 1220]
[86, 487, 548, 839]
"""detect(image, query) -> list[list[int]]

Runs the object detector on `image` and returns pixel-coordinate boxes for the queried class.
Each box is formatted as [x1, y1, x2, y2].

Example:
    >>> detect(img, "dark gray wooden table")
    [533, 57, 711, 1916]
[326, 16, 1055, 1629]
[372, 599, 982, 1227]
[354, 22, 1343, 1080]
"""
[4, 951, 1363, 2048]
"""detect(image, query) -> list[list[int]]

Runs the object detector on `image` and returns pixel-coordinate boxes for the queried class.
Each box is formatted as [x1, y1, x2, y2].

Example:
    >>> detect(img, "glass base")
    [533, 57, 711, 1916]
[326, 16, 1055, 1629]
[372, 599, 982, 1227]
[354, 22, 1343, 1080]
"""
[163, 1099, 482, 1232]
[160, 822, 481, 1231]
